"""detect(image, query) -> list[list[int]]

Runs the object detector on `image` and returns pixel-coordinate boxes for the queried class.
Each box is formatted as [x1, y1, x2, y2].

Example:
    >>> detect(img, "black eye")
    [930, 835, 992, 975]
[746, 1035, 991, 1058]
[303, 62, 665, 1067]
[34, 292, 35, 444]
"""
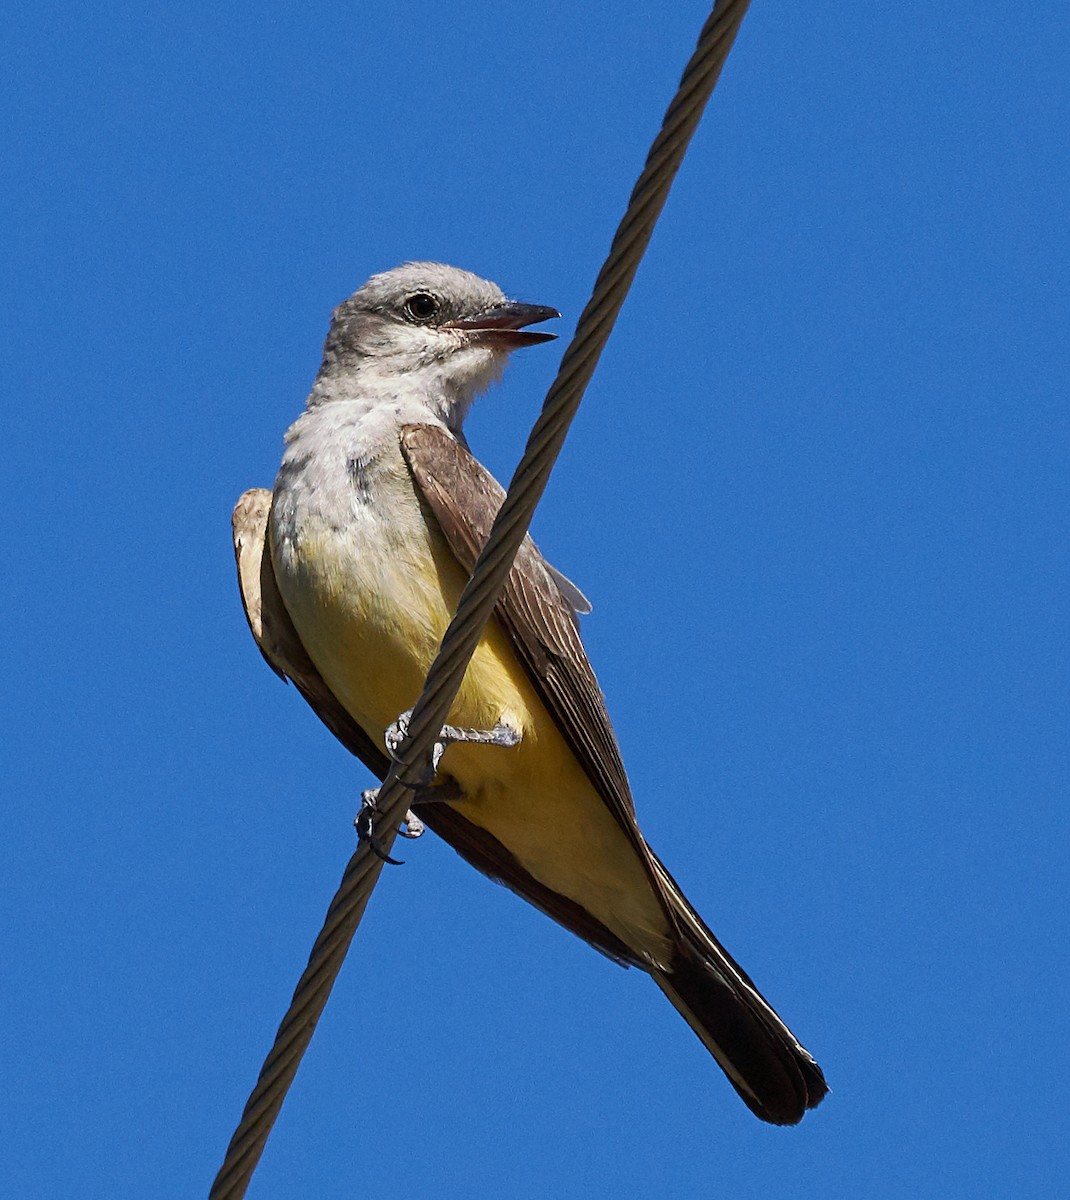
[403, 292, 439, 323]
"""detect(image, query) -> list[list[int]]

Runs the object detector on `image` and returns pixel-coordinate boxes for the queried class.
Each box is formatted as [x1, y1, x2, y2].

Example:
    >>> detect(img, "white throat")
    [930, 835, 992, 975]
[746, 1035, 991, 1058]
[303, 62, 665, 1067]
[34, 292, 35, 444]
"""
[307, 343, 507, 434]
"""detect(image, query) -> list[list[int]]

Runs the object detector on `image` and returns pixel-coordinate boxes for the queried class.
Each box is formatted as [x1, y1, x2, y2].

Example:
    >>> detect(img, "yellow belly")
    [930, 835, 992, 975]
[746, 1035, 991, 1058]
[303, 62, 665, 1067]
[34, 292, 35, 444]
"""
[279, 514, 673, 965]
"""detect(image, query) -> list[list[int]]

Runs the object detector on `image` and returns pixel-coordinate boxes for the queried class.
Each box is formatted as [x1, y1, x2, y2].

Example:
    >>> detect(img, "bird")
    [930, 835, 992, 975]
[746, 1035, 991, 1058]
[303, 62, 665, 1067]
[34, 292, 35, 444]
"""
[232, 261, 827, 1124]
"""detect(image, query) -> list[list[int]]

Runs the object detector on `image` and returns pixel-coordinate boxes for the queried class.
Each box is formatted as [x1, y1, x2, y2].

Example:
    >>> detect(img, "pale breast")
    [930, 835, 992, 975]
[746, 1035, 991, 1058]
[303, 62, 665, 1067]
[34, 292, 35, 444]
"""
[270, 404, 534, 740]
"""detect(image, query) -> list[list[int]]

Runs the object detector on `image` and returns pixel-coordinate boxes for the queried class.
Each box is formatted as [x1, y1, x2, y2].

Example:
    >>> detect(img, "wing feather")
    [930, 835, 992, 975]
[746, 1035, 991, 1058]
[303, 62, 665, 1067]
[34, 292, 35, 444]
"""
[399, 424, 646, 853]
[232, 488, 391, 774]
[397, 427, 828, 1121]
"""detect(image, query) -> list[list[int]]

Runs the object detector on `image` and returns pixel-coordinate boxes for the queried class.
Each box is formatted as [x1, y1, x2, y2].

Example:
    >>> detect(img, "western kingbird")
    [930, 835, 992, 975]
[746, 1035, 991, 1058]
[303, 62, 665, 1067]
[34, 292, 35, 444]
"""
[233, 262, 827, 1124]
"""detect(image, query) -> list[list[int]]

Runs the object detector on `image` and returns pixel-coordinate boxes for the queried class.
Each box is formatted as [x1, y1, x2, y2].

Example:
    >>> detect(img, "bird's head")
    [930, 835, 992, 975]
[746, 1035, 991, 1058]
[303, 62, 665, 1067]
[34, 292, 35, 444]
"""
[316, 262, 559, 416]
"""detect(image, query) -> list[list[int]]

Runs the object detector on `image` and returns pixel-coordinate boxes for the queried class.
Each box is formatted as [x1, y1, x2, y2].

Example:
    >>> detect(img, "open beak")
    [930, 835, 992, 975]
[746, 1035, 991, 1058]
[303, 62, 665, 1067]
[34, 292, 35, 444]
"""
[445, 301, 560, 347]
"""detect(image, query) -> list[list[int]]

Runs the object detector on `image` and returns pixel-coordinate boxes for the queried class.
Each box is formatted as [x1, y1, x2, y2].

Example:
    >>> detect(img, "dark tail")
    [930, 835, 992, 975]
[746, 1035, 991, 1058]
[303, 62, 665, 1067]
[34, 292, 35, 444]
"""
[648, 855, 828, 1125]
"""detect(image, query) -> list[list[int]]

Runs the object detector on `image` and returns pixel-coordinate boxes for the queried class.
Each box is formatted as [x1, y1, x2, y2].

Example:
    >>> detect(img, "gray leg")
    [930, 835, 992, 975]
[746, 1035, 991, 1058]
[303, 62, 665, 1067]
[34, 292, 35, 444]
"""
[385, 708, 521, 786]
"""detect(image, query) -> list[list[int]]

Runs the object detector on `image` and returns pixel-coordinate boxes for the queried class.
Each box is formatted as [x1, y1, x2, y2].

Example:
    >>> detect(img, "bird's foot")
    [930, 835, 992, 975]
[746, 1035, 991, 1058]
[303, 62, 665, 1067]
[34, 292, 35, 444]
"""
[355, 788, 407, 864]
[385, 708, 521, 787]
[399, 810, 425, 839]
[355, 778, 463, 864]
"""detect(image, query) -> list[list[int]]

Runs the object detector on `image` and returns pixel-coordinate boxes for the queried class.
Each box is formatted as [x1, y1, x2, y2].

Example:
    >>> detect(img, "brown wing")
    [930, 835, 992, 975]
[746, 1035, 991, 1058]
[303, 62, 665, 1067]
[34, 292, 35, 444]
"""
[399, 424, 653, 867]
[383, 450, 828, 1121]
[231, 487, 641, 965]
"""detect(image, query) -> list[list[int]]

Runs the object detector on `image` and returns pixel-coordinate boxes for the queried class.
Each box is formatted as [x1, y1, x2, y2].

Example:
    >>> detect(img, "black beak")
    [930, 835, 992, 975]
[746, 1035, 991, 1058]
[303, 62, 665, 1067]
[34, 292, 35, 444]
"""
[445, 301, 560, 347]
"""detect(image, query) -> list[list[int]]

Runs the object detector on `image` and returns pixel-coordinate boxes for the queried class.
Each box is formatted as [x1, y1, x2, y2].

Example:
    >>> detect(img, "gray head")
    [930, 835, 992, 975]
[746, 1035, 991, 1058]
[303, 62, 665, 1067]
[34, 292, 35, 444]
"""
[314, 262, 559, 415]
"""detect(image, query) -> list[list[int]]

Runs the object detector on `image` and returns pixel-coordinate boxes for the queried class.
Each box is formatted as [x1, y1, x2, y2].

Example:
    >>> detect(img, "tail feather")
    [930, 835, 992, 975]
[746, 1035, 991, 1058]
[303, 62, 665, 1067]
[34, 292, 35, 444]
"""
[649, 855, 828, 1125]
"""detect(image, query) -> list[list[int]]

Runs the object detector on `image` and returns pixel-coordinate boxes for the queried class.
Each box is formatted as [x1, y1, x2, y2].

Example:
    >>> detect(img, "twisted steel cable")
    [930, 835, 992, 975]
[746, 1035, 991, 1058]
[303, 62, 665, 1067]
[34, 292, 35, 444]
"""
[210, 3, 751, 1195]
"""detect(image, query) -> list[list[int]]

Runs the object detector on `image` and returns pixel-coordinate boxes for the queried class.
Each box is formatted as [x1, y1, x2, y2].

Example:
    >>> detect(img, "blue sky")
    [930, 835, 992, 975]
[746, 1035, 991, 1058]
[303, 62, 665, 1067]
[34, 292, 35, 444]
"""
[4, 3, 1068, 1197]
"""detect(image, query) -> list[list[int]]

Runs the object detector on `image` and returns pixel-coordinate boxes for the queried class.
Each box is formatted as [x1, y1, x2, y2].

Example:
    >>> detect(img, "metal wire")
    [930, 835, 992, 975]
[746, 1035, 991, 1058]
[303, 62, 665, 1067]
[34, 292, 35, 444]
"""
[209, 3, 751, 1195]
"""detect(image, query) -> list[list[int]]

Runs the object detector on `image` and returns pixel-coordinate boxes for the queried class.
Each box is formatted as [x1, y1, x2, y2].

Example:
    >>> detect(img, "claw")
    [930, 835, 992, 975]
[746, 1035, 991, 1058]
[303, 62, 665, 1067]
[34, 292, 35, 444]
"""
[384, 710, 415, 763]
[355, 788, 405, 865]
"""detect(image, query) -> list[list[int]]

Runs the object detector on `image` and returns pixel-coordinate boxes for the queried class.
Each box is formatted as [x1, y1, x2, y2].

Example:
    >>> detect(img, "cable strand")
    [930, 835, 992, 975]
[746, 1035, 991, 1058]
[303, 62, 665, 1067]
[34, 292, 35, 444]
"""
[209, 3, 751, 1195]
